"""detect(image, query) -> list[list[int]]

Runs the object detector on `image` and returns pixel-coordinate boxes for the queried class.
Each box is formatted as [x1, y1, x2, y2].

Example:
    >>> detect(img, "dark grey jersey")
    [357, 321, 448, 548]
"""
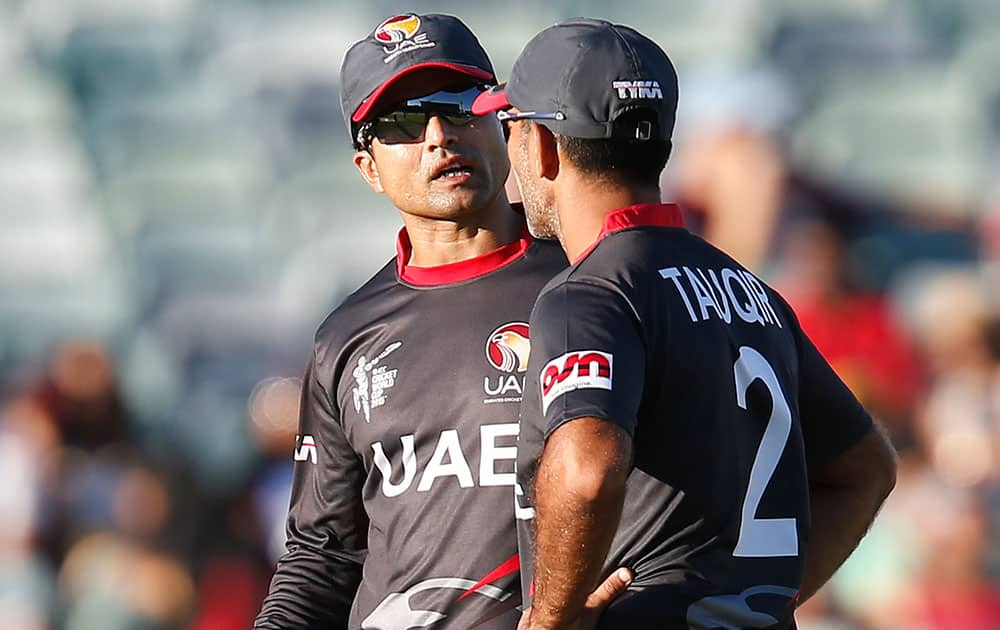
[256, 230, 567, 629]
[515, 205, 873, 629]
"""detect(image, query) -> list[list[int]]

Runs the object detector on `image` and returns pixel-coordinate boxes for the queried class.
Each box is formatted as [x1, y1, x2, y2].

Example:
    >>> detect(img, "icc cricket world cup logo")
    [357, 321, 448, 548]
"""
[352, 341, 402, 422]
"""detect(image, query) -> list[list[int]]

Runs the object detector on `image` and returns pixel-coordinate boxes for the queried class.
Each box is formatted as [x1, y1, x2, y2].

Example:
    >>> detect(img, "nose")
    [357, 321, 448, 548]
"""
[423, 114, 458, 151]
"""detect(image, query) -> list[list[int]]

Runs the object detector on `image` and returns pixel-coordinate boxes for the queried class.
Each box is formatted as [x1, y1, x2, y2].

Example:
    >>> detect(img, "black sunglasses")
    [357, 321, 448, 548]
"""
[357, 85, 490, 149]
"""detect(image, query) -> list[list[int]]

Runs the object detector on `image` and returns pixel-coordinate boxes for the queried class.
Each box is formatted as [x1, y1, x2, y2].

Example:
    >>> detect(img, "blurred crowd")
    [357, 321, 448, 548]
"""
[1, 0, 999, 628]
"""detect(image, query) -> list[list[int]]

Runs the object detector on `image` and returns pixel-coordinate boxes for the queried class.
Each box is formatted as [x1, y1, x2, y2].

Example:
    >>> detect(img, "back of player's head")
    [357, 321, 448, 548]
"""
[554, 114, 671, 189]
[340, 13, 496, 148]
[473, 17, 677, 186]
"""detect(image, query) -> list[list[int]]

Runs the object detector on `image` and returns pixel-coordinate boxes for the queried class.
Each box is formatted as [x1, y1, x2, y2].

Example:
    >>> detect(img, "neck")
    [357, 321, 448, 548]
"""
[555, 173, 661, 262]
[401, 195, 522, 267]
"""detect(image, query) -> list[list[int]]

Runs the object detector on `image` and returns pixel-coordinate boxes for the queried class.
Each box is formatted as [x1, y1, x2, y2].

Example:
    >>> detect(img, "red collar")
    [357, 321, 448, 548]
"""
[396, 227, 533, 286]
[573, 203, 685, 264]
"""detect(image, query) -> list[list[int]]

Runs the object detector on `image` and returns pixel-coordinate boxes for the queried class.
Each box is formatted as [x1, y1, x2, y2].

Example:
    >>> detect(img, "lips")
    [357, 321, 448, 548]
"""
[430, 156, 475, 181]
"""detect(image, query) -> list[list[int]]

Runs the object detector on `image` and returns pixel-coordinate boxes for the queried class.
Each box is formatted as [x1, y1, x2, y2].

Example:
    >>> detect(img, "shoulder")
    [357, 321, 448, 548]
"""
[314, 259, 398, 362]
[533, 275, 636, 324]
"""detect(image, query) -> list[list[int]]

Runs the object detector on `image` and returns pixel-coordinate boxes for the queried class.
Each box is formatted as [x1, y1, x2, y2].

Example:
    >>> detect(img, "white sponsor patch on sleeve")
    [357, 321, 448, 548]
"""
[539, 350, 613, 414]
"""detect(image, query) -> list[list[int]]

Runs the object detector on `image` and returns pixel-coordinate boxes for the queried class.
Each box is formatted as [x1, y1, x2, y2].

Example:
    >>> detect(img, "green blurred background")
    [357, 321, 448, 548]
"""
[1, 1, 999, 628]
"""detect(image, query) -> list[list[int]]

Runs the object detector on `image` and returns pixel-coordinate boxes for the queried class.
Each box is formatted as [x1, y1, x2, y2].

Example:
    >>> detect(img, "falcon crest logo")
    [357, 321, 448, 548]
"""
[486, 322, 531, 373]
[374, 14, 436, 62]
[483, 323, 530, 404]
[374, 14, 421, 43]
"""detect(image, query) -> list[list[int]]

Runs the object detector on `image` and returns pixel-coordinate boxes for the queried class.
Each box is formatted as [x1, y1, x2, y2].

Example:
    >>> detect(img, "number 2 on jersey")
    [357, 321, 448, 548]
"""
[732, 346, 798, 558]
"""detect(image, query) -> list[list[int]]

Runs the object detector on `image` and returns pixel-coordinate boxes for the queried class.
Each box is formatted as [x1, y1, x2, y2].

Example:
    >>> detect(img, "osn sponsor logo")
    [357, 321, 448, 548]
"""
[540, 350, 613, 414]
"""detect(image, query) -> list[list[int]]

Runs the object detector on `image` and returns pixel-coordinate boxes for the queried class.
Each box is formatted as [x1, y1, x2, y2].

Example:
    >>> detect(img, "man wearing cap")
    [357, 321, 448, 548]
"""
[254, 14, 630, 630]
[474, 18, 897, 629]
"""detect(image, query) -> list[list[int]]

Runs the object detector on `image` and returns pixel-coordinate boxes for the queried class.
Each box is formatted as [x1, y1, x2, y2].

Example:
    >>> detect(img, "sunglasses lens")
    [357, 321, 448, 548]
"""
[373, 112, 429, 143]
[368, 85, 488, 145]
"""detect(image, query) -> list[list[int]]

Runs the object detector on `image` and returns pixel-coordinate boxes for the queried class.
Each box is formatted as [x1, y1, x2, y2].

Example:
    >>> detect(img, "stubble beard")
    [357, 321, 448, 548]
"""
[515, 133, 561, 241]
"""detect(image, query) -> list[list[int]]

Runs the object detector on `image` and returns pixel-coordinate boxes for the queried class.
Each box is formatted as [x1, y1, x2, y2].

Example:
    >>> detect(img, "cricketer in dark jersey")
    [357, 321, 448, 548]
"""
[255, 228, 566, 629]
[515, 204, 874, 629]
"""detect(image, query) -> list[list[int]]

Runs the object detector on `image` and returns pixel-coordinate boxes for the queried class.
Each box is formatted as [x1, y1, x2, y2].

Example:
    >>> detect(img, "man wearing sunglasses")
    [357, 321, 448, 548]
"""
[255, 13, 629, 630]
[474, 18, 896, 630]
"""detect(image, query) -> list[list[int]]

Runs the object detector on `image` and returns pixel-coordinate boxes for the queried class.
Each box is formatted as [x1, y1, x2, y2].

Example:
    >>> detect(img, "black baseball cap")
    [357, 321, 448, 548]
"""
[472, 18, 678, 142]
[340, 13, 495, 136]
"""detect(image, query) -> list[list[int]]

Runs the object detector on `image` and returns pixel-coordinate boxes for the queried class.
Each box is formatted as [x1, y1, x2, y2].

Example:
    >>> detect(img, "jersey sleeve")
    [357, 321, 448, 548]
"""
[254, 351, 368, 629]
[793, 319, 875, 469]
[527, 280, 646, 439]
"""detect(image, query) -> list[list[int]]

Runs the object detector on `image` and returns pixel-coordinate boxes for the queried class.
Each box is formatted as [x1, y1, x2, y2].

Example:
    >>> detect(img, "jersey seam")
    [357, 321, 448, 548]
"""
[556, 278, 645, 334]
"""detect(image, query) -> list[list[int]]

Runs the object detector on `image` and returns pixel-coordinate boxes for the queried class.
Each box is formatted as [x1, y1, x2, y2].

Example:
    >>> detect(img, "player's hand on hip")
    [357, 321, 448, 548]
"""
[580, 567, 633, 629]
[517, 568, 633, 630]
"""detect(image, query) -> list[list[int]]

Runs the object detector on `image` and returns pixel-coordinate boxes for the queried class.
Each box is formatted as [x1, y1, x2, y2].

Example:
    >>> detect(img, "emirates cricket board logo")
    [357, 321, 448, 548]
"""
[375, 14, 421, 43]
[485, 322, 530, 373]
[375, 14, 436, 62]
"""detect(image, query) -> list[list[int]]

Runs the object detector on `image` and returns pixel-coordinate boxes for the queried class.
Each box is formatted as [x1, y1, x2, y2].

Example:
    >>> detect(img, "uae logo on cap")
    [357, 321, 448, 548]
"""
[486, 322, 531, 373]
[374, 14, 436, 62]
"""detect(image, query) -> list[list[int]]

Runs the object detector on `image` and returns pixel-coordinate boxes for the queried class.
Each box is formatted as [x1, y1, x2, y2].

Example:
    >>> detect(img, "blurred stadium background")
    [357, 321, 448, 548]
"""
[1, 0, 998, 628]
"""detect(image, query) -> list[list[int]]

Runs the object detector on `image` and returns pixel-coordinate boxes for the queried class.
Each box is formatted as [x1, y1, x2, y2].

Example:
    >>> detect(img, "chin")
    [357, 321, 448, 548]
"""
[525, 217, 558, 240]
[421, 194, 483, 219]
[430, 185, 498, 216]
[522, 205, 557, 240]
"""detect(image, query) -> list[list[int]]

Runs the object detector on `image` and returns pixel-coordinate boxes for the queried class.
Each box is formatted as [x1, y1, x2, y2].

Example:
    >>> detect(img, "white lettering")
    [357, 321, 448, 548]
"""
[696, 267, 732, 324]
[480, 423, 518, 486]
[684, 266, 716, 321]
[659, 267, 698, 322]
[612, 80, 663, 99]
[723, 268, 762, 324]
[372, 435, 417, 497]
[484, 375, 524, 397]
[417, 429, 474, 491]
[371, 426, 529, 497]
[663, 265, 784, 328]
[501, 375, 522, 395]
[484, 375, 503, 396]
[740, 270, 782, 328]
[294, 435, 318, 464]
[705, 269, 733, 324]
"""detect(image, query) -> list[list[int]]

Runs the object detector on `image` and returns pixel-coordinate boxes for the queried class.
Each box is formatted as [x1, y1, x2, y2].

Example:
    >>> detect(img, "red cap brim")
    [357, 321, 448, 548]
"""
[352, 62, 495, 123]
[471, 84, 510, 116]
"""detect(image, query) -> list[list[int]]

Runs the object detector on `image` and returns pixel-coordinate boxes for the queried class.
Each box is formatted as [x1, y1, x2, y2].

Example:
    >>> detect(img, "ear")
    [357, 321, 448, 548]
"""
[529, 123, 560, 181]
[353, 150, 384, 194]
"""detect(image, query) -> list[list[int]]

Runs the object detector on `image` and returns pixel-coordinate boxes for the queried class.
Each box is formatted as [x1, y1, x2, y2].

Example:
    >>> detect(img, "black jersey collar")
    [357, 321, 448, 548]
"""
[396, 226, 533, 286]
[574, 203, 685, 264]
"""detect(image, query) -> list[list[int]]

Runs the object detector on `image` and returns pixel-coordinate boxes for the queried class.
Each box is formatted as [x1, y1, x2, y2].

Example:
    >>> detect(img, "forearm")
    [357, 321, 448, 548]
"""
[255, 544, 364, 629]
[799, 427, 896, 603]
[799, 426, 896, 603]
[798, 481, 887, 603]
[528, 420, 630, 629]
